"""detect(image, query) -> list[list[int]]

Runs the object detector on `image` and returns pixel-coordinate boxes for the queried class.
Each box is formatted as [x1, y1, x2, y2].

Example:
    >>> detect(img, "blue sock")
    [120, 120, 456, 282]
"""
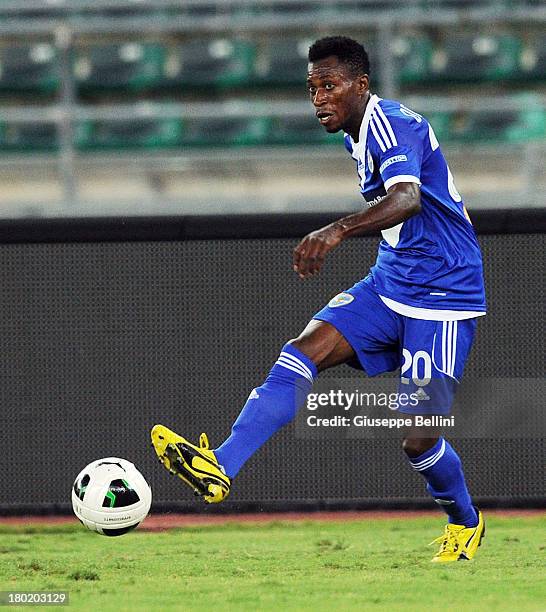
[214, 343, 317, 478]
[408, 437, 478, 527]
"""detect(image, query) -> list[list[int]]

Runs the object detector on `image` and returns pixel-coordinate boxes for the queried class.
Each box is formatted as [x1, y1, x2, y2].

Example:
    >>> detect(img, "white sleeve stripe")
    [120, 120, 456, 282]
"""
[383, 175, 421, 191]
[375, 106, 398, 146]
[369, 118, 387, 152]
[372, 113, 393, 150]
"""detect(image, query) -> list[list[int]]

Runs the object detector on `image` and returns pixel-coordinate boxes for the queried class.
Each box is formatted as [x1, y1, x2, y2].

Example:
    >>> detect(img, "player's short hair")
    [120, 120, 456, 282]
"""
[308, 36, 370, 77]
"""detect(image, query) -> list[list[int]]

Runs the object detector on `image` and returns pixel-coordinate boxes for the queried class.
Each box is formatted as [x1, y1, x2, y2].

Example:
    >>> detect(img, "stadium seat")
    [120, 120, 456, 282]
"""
[253, 37, 312, 86]
[519, 33, 546, 80]
[75, 118, 183, 150]
[266, 115, 344, 145]
[422, 0, 489, 8]
[0, 42, 59, 93]
[180, 116, 269, 146]
[391, 34, 433, 84]
[163, 39, 255, 88]
[0, 121, 58, 151]
[429, 33, 522, 82]
[74, 42, 166, 91]
[448, 104, 545, 143]
[503, 97, 546, 143]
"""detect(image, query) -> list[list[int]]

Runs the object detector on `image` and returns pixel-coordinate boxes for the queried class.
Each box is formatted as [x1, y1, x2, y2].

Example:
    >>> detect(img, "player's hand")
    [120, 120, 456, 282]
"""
[293, 223, 345, 279]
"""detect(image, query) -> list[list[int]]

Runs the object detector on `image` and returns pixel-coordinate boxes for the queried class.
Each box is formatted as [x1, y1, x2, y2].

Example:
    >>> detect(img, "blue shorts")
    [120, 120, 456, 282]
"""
[313, 277, 477, 415]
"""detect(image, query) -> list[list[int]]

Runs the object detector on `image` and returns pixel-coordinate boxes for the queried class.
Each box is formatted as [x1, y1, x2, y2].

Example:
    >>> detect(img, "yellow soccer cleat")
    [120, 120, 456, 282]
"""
[430, 509, 485, 563]
[150, 424, 230, 503]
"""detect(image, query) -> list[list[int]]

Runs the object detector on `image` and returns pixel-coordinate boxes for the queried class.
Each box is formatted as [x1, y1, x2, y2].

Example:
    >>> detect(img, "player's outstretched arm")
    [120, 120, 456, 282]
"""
[293, 182, 421, 279]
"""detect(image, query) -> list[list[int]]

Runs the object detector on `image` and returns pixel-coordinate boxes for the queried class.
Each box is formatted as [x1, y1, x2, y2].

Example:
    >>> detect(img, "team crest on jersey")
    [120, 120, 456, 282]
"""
[367, 149, 374, 173]
[328, 292, 354, 308]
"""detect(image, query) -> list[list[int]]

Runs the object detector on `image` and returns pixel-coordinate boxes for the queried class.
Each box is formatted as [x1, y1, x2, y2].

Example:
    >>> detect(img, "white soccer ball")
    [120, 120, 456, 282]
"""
[72, 457, 152, 536]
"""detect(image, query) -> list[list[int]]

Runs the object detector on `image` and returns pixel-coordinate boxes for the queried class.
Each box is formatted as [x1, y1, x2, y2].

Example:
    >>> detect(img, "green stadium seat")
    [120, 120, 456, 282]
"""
[74, 42, 166, 91]
[163, 39, 255, 88]
[180, 116, 269, 146]
[266, 115, 344, 145]
[519, 33, 546, 80]
[429, 33, 522, 82]
[503, 96, 546, 143]
[253, 37, 312, 86]
[0, 42, 59, 93]
[253, 2, 322, 17]
[75, 118, 183, 150]
[0, 121, 57, 151]
[391, 34, 433, 84]
[179, 4, 220, 18]
[421, 0, 487, 8]
[448, 105, 545, 143]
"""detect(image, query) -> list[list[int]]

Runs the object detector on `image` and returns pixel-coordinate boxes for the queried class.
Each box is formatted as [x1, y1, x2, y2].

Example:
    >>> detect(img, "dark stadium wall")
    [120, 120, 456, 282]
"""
[0, 210, 544, 514]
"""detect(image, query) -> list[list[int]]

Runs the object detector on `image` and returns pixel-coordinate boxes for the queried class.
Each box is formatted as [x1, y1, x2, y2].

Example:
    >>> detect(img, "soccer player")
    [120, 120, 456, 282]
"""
[151, 36, 486, 563]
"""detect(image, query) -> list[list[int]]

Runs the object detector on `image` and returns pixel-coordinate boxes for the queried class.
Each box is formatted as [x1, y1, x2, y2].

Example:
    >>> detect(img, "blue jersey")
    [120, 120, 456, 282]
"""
[344, 94, 486, 319]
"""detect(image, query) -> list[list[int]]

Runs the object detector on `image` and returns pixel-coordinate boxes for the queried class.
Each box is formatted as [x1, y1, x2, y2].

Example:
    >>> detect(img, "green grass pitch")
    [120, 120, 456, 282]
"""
[0, 515, 544, 611]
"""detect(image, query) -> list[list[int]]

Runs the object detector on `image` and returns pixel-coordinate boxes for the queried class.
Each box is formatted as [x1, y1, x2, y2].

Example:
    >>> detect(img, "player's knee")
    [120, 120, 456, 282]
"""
[289, 320, 350, 371]
[288, 333, 321, 364]
[402, 436, 440, 458]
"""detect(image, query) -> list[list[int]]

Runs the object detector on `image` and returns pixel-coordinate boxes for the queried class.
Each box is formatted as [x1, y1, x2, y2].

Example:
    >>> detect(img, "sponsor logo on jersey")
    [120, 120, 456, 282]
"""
[379, 154, 408, 174]
[328, 293, 355, 308]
